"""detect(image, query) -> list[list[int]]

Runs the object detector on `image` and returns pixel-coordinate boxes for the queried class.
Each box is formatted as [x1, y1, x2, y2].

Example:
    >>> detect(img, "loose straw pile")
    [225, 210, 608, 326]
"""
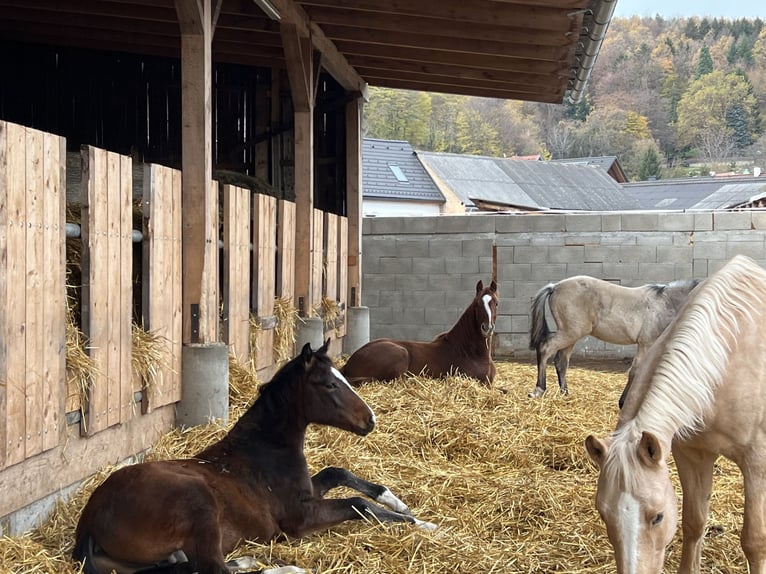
[0, 360, 749, 573]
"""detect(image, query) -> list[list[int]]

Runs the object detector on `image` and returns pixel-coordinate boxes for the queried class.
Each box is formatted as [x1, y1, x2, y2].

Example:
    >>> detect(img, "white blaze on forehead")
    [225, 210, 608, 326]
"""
[481, 294, 494, 326]
[331, 366, 375, 422]
[618, 492, 640, 574]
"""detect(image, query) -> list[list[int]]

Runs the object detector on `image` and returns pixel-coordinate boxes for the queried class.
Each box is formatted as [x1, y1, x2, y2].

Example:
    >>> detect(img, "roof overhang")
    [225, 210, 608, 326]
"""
[0, 0, 615, 104]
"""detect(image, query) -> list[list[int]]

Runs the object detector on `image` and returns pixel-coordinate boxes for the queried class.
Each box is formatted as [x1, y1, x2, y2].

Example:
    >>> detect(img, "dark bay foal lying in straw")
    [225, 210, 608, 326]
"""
[72, 341, 436, 574]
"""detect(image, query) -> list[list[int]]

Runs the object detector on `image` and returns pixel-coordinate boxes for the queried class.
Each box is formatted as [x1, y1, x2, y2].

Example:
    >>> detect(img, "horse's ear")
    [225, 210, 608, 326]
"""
[318, 338, 330, 354]
[490, 280, 497, 293]
[638, 431, 666, 468]
[476, 280, 484, 294]
[584, 435, 610, 469]
[300, 342, 313, 364]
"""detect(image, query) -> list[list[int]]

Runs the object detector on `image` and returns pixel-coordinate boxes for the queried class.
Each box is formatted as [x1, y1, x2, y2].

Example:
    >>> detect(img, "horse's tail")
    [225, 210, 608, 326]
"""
[71, 533, 100, 574]
[529, 283, 555, 350]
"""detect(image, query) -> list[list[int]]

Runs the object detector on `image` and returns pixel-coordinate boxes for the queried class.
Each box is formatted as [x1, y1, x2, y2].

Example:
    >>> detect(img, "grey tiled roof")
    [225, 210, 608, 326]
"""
[624, 176, 766, 210]
[416, 151, 639, 211]
[362, 139, 444, 203]
[690, 182, 766, 209]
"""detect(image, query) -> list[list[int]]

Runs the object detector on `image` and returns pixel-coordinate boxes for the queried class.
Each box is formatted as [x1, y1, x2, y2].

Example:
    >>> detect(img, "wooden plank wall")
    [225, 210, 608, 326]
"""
[337, 216, 348, 337]
[252, 193, 276, 370]
[80, 146, 133, 435]
[222, 184, 252, 362]
[324, 213, 338, 338]
[141, 164, 183, 413]
[0, 121, 66, 469]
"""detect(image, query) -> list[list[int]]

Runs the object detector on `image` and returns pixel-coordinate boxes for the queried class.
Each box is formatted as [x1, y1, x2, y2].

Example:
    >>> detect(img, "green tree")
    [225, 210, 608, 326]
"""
[726, 102, 753, 148]
[363, 88, 431, 147]
[695, 45, 714, 78]
[455, 108, 501, 156]
[638, 145, 663, 180]
[676, 70, 760, 161]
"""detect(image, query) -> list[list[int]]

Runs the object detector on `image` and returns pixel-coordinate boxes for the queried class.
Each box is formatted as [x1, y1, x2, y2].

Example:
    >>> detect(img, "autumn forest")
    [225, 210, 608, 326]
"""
[362, 16, 766, 181]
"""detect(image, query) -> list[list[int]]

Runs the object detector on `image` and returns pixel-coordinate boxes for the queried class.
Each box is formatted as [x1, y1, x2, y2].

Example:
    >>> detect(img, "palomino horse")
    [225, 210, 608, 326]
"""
[585, 255, 766, 574]
[528, 275, 698, 401]
[73, 341, 435, 574]
[341, 280, 498, 385]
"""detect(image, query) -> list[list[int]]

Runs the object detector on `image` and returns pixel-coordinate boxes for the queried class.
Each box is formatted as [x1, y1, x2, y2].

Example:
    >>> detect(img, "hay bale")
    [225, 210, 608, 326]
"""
[0, 360, 749, 573]
[274, 297, 298, 364]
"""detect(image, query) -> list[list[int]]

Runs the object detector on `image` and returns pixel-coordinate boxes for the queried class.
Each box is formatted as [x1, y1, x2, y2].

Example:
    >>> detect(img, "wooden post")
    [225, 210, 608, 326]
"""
[281, 22, 314, 317]
[175, 0, 216, 344]
[345, 98, 362, 307]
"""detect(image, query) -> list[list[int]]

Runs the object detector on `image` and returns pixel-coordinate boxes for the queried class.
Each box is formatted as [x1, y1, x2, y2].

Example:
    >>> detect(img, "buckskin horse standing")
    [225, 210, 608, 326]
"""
[528, 275, 698, 402]
[73, 341, 435, 574]
[585, 255, 766, 573]
[341, 280, 498, 385]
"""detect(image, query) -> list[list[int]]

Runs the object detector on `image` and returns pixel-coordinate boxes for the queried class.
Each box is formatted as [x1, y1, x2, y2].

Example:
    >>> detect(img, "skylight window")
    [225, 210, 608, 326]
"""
[389, 164, 409, 182]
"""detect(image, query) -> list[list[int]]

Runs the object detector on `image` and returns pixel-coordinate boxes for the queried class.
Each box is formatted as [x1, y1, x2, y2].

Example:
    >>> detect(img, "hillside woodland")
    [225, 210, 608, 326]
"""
[363, 16, 766, 181]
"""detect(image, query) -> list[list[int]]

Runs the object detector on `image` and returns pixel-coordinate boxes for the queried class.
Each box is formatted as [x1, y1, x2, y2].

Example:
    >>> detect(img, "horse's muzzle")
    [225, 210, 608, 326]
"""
[481, 323, 495, 338]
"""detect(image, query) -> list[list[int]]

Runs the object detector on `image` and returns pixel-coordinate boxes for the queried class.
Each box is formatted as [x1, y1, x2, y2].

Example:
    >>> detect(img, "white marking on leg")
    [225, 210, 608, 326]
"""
[332, 366, 375, 423]
[618, 492, 640, 574]
[376, 488, 411, 514]
[481, 294, 494, 331]
[413, 517, 438, 531]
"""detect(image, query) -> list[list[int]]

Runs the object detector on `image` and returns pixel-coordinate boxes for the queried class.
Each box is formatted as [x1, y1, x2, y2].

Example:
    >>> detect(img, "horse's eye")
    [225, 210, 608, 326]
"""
[650, 512, 664, 526]
[324, 380, 339, 390]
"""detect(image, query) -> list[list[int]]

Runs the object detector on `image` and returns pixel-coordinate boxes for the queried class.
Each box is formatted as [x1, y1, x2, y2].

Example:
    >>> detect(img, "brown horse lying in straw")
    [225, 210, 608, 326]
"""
[585, 255, 766, 574]
[342, 280, 498, 385]
[528, 275, 699, 402]
[72, 341, 436, 574]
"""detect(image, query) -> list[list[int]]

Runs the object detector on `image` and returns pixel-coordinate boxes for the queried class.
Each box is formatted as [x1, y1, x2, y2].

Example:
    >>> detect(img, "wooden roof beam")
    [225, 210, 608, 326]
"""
[303, 6, 574, 46]
[368, 76, 563, 103]
[270, 0, 367, 96]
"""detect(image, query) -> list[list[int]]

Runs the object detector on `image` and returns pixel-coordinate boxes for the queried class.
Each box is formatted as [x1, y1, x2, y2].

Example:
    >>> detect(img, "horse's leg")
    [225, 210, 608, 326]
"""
[311, 467, 412, 515]
[741, 457, 766, 574]
[285, 497, 437, 539]
[553, 345, 574, 395]
[530, 345, 551, 398]
[673, 445, 716, 574]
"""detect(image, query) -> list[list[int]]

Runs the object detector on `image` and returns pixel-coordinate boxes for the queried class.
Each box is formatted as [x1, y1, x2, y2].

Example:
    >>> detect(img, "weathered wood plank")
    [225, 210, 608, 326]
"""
[81, 146, 109, 435]
[170, 170, 183, 402]
[106, 151, 120, 427]
[253, 193, 276, 369]
[41, 131, 66, 451]
[311, 208, 324, 315]
[337, 216, 348, 337]
[345, 99, 362, 308]
[118, 155, 133, 424]
[222, 184, 251, 362]
[24, 127, 44, 458]
[5, 123, 28, 466]
[0, 121, 9, 469]
[276, 200, 295, 301]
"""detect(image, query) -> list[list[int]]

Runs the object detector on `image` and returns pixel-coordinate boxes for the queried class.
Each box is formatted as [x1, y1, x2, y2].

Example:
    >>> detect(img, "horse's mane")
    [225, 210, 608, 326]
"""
[605, 256, 763, 486]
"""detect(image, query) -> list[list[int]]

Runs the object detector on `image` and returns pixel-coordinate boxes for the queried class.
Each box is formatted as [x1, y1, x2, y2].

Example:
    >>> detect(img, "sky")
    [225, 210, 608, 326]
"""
[612, 0, 764, 19]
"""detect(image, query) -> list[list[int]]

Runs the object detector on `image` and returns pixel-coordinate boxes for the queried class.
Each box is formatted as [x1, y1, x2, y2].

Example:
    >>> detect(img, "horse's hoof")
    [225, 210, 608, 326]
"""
[414, 518, 438, 531]
[528, 387, 545, 398]
[377, 488, 412, 515]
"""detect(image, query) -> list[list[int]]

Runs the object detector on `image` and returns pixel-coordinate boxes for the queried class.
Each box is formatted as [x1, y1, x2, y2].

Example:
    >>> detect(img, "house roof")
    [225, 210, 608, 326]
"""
[551, 155, 628, 183]
[624, 176, 766, 210]
[362, 139, 444, 203]
[689, 182, 766, 209]
[416, 151, 640, 211]
[0, 0, 618, 104]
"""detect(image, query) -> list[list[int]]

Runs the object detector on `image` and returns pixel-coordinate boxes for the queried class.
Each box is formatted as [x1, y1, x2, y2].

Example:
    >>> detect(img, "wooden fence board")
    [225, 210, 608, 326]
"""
[311, 209, 324, 315]
[41, 131, 66, 451]
[5, 122, 28, 465]
[24, 128, 44, 458]
[142, 164, 183, 412]
[323, 213, 338, 338]
[337, 216, 348, 337]
[222, 184, 251, 362]
[118, 155, 133, 424]
[253, 193, 276, 369]
[0, 121, 8, 469]
[276, 200, 295, 301]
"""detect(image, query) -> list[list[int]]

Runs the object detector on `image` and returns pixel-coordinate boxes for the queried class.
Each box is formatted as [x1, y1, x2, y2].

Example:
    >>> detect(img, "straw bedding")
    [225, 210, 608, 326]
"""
[0, 359, 748, 573]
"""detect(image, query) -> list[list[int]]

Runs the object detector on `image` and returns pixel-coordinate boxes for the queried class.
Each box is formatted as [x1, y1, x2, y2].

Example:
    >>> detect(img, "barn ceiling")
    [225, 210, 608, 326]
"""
[0, 0, 616, 104]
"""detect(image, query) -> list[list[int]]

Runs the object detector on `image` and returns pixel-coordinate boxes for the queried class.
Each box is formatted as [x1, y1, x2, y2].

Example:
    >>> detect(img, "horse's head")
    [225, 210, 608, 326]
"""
[475, 280, 499, 338]
[298, 340, 375, 436]
[584, 431, 677, 574]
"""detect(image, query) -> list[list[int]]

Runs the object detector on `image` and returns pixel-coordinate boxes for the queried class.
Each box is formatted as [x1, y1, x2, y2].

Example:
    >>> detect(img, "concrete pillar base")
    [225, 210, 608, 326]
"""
[343, 306, 370, 355]
[295, 317, 325, 354]
[177, 343, 229, 428]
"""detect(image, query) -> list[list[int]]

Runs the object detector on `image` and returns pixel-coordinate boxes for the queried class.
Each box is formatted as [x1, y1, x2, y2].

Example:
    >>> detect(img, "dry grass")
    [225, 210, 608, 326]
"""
[0, 360, 749, 573]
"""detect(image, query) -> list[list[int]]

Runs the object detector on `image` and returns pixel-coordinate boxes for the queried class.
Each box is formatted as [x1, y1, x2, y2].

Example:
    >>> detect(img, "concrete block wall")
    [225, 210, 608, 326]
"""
[361, 211, 766, 359]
